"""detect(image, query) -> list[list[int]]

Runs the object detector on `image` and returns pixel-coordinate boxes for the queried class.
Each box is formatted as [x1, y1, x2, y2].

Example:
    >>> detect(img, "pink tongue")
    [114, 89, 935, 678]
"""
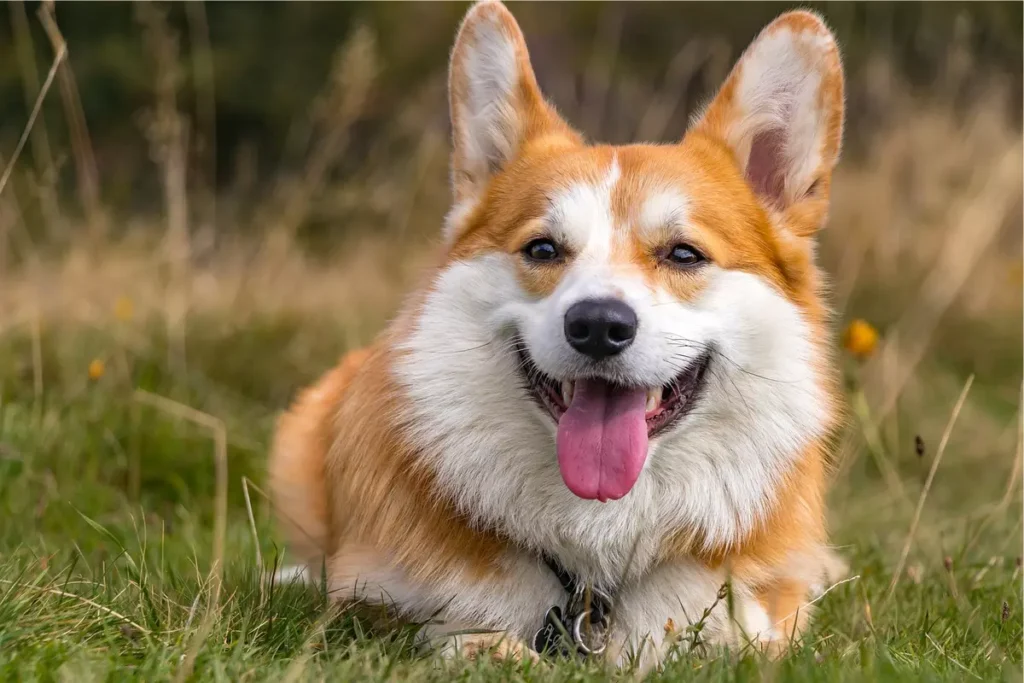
[556, 378, 649, 501]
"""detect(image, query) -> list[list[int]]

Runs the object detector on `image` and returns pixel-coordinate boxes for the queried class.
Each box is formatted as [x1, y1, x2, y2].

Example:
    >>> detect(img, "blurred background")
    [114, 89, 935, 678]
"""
[0, 3, 1020, 674]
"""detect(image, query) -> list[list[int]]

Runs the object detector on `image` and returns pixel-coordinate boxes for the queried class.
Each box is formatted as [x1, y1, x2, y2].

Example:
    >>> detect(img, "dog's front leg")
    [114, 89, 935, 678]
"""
[420, 624, 539, 663]
[326, 544, 562, 662]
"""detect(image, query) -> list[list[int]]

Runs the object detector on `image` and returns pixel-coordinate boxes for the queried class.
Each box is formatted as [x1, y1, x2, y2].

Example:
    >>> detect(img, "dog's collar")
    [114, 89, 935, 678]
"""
[531, 554, 614, 658]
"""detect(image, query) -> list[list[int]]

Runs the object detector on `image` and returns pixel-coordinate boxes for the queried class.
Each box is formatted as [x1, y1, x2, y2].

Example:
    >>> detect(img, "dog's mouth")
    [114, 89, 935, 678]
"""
[516, 345, 711, 438]
[515, 341, 711, 502]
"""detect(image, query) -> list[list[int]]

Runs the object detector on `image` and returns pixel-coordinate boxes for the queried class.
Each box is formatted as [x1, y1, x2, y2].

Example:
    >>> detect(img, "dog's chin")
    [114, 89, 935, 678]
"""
[513, 341, 712, 440]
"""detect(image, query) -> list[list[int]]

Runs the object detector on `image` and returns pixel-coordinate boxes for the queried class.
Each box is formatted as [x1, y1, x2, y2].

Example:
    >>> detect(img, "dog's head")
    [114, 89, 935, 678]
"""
[396, 2, 843, 553]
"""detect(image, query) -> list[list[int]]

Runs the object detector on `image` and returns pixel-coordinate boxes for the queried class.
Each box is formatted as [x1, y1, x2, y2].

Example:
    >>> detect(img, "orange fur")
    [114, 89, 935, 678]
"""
[272, 332, 509, 584]
[269, 350, 366, 564]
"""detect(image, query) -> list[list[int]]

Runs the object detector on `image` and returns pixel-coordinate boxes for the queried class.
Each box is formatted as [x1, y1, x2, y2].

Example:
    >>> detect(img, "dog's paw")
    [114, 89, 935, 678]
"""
[809, 548, 850, 598]
[821, 548, 849, 584]
[273, 564, 310, 585]
[457, 632, 540, 664]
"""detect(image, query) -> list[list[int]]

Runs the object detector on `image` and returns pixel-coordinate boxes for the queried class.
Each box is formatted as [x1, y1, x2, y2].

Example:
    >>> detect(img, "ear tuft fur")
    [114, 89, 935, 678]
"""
[692, 11, 845, 236]
[445, 1, 576, 242]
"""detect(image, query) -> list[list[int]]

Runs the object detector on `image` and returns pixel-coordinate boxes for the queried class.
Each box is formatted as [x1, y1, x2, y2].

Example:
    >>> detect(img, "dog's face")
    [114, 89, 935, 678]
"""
[397, 2, 843, 559]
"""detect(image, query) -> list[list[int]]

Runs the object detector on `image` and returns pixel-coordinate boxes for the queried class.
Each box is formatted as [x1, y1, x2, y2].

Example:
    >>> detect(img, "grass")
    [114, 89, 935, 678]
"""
[0, 5, 1021, 681]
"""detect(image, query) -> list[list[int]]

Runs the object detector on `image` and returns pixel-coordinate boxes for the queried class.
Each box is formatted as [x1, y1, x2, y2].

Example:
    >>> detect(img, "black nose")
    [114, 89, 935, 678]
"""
[564, 298, 638, 361]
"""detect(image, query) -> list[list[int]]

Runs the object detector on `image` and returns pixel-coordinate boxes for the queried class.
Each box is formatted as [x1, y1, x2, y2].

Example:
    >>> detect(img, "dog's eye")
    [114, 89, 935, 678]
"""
[666, 244, 706, 267]
[523, 238, 560, 262]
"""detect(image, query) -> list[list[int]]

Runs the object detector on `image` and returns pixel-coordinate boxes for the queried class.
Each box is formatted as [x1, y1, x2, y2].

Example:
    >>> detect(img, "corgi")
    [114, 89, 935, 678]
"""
[270, 0, 847, 668]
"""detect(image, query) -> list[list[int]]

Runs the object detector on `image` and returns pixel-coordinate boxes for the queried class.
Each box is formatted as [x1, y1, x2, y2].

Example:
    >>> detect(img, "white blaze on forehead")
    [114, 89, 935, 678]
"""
[545, 156, 620, 262]
[638, 189, 690, 238]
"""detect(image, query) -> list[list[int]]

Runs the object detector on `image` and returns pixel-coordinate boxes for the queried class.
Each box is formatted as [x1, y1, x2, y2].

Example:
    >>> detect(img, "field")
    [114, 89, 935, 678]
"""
[0, 4, 1021, 681]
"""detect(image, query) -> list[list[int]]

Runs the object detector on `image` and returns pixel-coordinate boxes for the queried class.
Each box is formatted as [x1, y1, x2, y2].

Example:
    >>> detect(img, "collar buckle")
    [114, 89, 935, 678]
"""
[532, 565, 614, 659]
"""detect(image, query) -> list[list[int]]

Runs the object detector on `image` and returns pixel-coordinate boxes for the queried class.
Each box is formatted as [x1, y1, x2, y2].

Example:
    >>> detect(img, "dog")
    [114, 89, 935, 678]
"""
[270, 0, 847, 668]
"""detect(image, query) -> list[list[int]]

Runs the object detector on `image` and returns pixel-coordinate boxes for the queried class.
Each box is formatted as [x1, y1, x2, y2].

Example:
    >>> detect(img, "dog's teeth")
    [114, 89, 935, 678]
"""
[561, 380, 574, 405]
[646, 388, 662, 413]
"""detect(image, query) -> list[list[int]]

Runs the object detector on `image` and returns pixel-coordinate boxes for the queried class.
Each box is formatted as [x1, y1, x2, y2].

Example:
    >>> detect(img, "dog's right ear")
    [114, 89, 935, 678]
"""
[446, 1, 577, 240]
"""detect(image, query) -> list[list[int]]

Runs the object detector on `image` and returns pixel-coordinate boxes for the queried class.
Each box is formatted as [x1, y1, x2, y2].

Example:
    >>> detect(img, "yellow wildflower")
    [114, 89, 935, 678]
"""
[88, 359, 106, 380]
[842, 319, 878, 359]
[114, 296, 134, 321]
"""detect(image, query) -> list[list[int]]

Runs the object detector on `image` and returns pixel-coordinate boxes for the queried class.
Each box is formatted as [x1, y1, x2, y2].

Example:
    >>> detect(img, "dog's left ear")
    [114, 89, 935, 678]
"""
[446, 1, 578, 240]
[691, 12, 844, 237]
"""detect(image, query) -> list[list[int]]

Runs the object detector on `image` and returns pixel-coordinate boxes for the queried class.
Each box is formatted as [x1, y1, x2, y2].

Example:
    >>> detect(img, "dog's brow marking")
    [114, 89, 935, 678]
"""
[547, 155, 620, 263]
[639, 190, 690, 238]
